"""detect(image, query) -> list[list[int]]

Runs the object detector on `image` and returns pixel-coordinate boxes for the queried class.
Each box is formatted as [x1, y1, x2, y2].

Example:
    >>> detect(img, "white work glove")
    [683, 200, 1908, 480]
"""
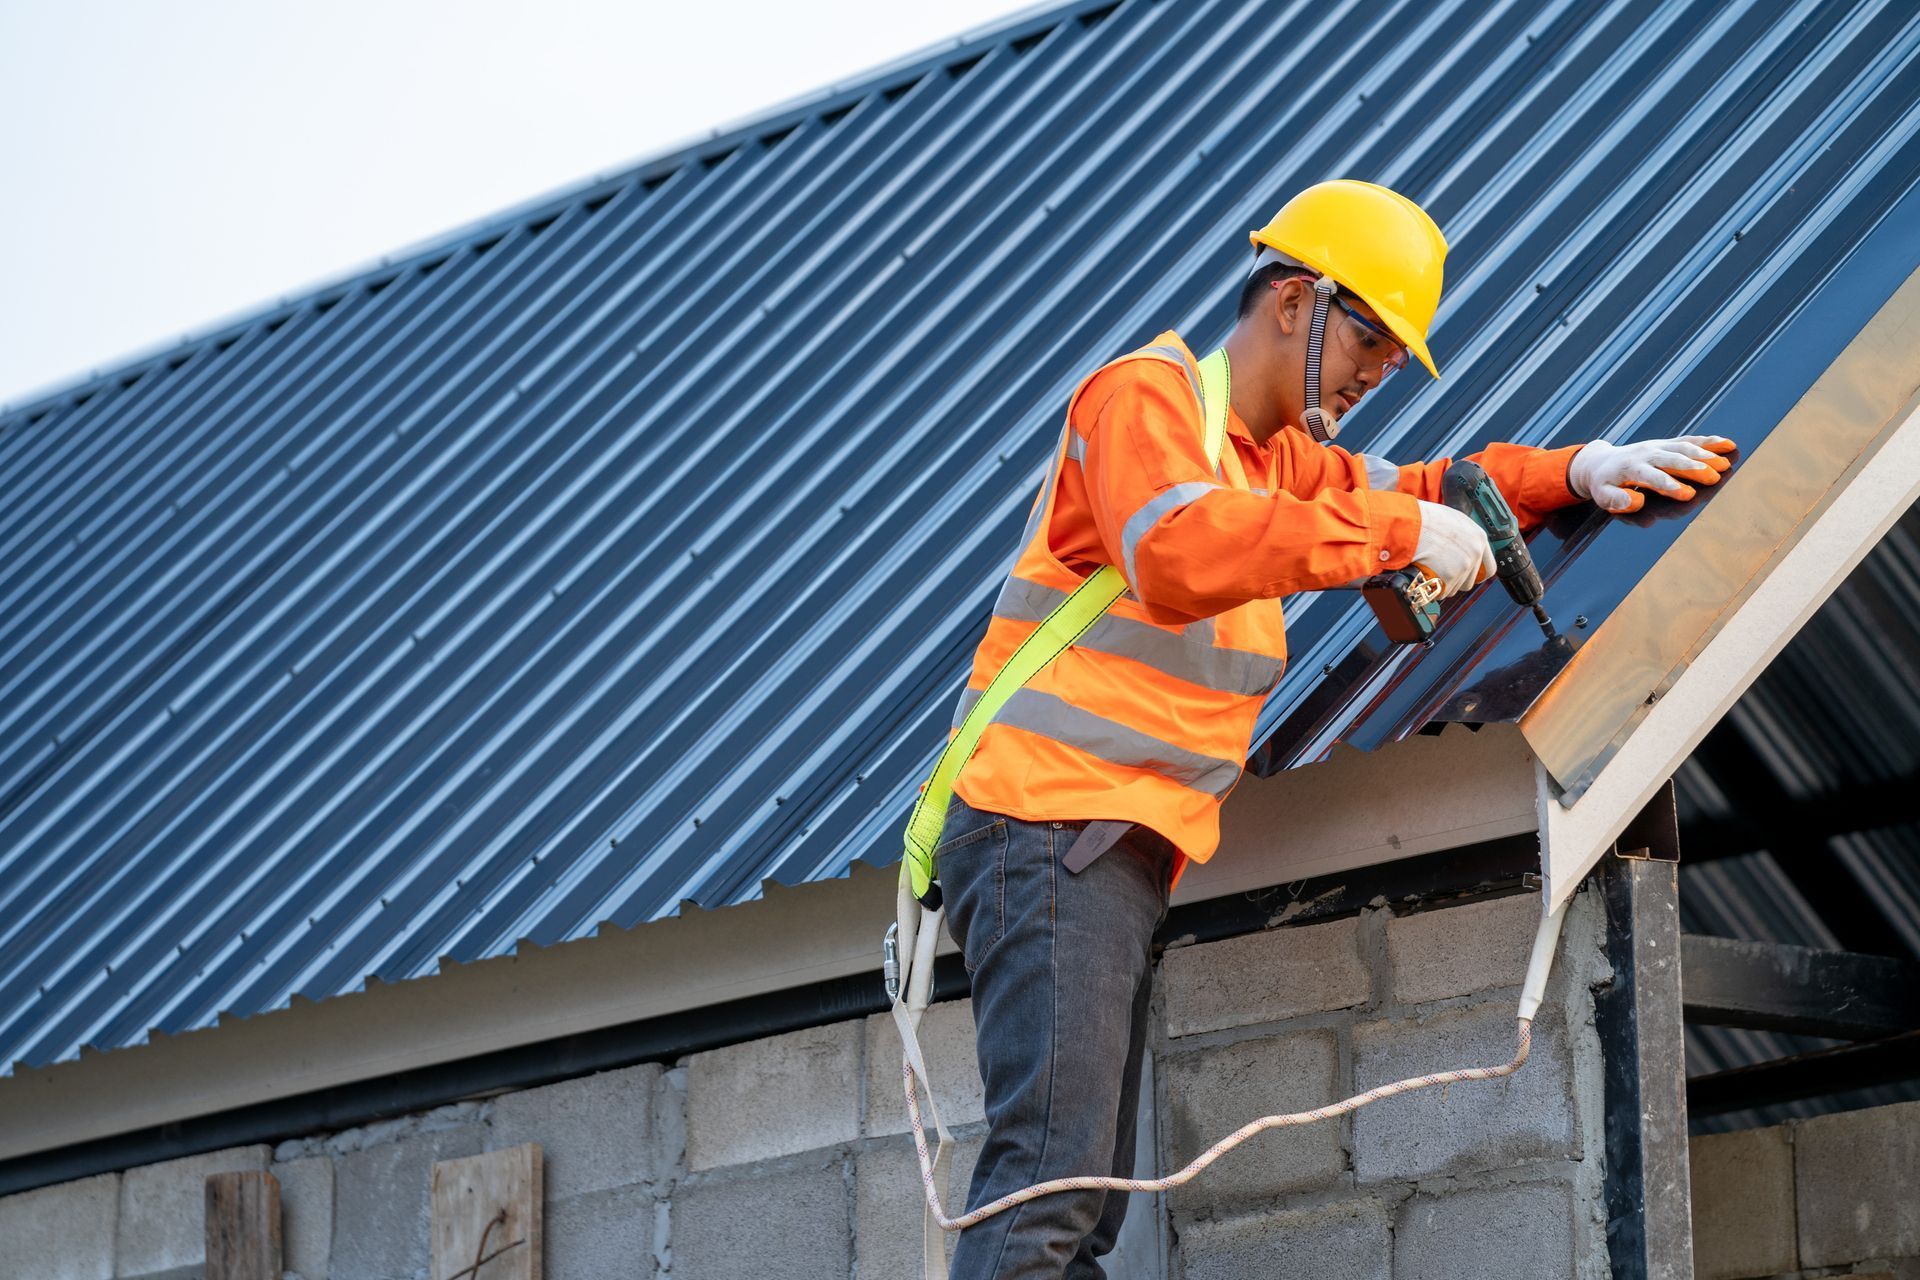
[1411, 500, 1497, 599]
[1568, 435, 1736, 513]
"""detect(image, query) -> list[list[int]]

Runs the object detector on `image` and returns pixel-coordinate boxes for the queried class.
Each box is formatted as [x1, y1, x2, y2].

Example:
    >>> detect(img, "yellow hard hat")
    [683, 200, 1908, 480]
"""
[1248, 179, 1448, 379]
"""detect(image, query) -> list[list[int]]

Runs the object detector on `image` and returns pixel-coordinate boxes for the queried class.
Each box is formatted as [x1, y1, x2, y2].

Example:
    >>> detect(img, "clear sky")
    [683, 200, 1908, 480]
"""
[0, 0, 1039, 407]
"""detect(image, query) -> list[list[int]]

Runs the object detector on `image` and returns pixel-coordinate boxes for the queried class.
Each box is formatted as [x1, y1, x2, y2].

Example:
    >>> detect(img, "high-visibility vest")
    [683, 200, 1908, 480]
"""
[903, 332, 1284, 903]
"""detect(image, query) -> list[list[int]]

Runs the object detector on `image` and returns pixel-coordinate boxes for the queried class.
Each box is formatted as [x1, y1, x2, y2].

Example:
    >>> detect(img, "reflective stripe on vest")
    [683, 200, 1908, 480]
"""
[987, 575, 1283, 699]
[949, 686, 1244, 797]
[1120, 480, 1219, 587]
[1358, 453, 1399, 489]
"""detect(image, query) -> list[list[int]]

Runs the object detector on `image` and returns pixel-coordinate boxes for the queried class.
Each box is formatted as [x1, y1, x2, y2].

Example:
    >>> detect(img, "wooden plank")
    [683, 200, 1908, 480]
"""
[431, 1143, 542, 1280]
[205, 1170, 281, 1280]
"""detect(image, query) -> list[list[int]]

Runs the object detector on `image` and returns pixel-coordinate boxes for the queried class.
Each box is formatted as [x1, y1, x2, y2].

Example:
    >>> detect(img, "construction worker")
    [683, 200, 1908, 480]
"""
[925, 179, 1734, 1279]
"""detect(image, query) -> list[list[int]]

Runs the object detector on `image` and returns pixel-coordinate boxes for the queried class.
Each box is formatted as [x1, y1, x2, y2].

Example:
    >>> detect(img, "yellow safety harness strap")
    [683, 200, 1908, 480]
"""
[900, 347, 1231, 905]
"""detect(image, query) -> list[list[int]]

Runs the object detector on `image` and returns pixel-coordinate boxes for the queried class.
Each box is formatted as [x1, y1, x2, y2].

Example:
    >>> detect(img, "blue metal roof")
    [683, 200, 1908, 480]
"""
[2, 0, 1917, 1079]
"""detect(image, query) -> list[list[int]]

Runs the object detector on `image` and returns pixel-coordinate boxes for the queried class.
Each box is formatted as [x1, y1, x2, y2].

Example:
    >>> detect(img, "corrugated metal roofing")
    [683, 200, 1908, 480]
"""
[2, 0, 1918, 1080]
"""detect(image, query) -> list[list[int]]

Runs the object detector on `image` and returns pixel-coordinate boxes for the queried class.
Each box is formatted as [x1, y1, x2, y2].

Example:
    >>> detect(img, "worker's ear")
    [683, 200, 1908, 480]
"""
[1272, 277, 1307, 336]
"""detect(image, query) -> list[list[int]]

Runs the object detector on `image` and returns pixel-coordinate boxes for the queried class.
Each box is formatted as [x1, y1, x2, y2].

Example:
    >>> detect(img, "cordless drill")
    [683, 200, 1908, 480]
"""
[1361, 459, 1557, 644]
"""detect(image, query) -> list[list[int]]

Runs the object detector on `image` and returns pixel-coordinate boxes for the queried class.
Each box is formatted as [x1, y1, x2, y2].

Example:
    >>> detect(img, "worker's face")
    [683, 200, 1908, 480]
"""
[1266, 277, 1409, 431]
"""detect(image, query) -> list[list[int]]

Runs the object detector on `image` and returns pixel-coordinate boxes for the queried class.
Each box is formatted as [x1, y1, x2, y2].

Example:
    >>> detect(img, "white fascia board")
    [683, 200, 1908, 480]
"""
[0, 723, 1531, 1160]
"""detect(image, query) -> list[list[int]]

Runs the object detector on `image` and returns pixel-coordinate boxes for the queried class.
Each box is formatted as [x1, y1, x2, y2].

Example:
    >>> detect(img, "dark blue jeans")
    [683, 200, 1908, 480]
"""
[934, 794, 1176, 1279]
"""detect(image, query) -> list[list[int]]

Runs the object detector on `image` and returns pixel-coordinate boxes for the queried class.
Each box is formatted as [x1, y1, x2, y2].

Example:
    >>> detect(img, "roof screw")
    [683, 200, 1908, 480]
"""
[692, 817, 702, 827]
[1321, 663, 1335, 676]
[1574, 614, 1589, 628]
[1535, 282, 1547, 293]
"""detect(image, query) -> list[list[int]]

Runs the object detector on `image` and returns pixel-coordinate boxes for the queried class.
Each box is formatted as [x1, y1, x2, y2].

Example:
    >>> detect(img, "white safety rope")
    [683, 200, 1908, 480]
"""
[888, 893, 1571, 1273]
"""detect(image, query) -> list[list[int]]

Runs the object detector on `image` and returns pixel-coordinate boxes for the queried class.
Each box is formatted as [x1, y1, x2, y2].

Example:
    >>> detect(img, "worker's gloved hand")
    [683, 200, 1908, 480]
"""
[1411, 500, 1497, 598]
[1568, 435, 1736, 513]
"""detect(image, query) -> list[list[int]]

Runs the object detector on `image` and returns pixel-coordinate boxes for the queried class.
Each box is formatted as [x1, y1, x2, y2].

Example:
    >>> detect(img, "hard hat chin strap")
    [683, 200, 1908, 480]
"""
[1301, 276, 1340, 443]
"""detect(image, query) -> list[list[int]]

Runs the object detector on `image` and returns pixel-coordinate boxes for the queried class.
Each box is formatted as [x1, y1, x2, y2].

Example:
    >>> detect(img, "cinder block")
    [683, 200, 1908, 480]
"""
[1387, 892, 1536, 1005]
[544, 1183, 654, 1280]
[1179, 1199, 1391, 1280]
[1352, 1001, 1574, 1183]
[1160, 1028, 1343, 1218]
[854, 1136, 986, 1279]
[1797, 1099, 1920, 1267]
[864, 1000, 985, 1138]
[1161, 916, 1370, 1038]
[330, 1121, 485, 1278]
[488, 1062, 669, 1198]
[114, 1143, 271, 1276]
[671, 1158, 850, 1280]
[0, 1171, 118, 1280]
[1394, 1178, 1576, 1279]
[686, 1021, 859, 1171]
[273, 1156, 334, 1280]
[1689, 1124, 1797, 1279]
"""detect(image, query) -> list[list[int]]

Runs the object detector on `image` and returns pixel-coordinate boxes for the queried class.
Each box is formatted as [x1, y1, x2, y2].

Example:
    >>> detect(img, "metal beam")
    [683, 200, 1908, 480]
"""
[1688, 1030, 1920, 1120]
[1681, 934, 1920, 1039]
[1595, 845, 1695, 1280]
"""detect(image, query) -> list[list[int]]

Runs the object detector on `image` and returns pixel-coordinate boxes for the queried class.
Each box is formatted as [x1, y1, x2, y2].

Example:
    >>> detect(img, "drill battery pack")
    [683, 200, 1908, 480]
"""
[1362, 566, 1446, 645]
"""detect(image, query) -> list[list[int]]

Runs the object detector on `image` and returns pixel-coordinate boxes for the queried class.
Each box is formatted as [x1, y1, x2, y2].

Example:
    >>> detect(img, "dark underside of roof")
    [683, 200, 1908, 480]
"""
[0, 0, 1916, 1139]
[1675, 502, 1920, 1132]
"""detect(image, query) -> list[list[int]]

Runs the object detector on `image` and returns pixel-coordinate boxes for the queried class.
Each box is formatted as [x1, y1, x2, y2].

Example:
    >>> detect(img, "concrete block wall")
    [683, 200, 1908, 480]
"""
[1156, 885, 1616, 1280]
[0, 1011, 980, 1280]
[0, 1078, 671, 1280]
[1691, 1098, 1920, 1280]
[0, 886, 1616, 1280]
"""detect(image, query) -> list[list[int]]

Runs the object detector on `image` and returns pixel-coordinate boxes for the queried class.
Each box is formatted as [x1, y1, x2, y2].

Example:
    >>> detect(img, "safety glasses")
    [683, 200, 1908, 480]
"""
[1330, 294, 1410, 382]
